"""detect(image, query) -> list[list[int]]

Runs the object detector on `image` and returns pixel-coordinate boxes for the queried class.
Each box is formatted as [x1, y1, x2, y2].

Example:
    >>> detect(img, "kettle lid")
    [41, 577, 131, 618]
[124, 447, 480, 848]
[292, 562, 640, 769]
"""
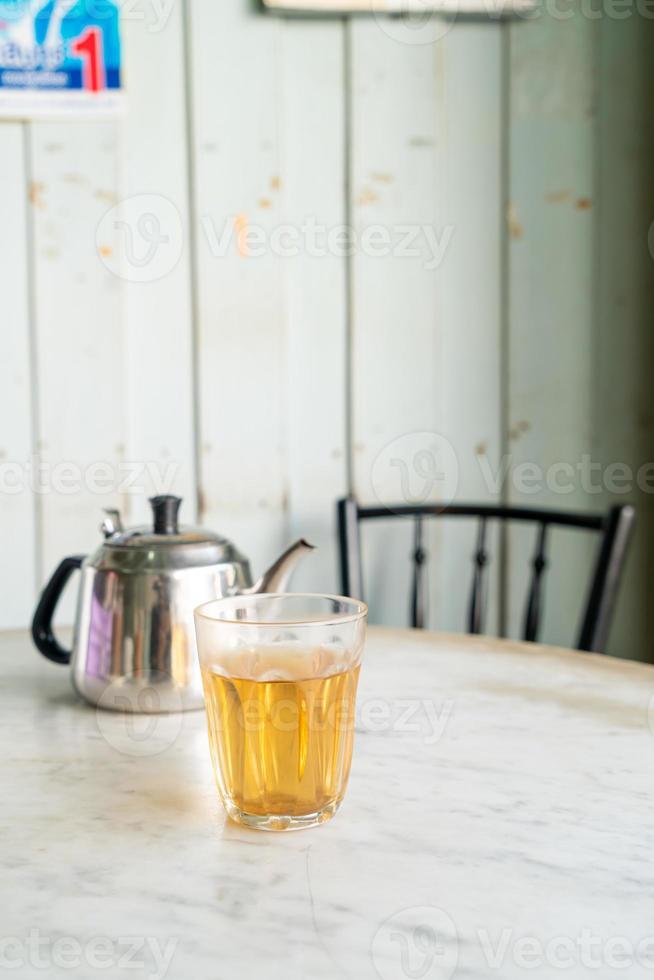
[97, 496, 247, 571]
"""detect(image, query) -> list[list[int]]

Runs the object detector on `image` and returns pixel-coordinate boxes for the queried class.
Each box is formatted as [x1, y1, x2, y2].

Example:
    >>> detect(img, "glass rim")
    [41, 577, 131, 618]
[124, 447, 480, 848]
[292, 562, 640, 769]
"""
[194, 592, 368, 628]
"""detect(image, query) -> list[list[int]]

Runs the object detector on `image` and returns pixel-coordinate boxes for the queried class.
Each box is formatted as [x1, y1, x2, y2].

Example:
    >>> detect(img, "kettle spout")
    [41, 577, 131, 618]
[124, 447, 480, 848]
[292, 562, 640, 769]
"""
[246, 539, 315, 594]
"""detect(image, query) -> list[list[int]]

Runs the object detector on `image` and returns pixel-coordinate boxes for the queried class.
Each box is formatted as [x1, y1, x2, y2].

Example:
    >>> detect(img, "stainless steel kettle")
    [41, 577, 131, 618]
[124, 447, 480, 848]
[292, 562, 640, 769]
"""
[31, 495, 313, 712]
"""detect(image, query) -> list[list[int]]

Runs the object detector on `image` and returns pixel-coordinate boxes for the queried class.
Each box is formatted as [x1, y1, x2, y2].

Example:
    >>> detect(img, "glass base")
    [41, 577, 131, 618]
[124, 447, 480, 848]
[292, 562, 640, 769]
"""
[224, 798, 342, 832]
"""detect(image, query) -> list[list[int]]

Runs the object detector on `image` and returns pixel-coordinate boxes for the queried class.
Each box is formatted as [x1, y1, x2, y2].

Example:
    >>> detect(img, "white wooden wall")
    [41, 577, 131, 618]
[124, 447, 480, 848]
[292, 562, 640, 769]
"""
[0, 1, 652, 661]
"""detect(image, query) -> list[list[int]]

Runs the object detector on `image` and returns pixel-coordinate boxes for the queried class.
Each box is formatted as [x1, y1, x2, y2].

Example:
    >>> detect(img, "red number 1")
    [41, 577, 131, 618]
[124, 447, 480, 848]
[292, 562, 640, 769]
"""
[71, 27, 105, 92]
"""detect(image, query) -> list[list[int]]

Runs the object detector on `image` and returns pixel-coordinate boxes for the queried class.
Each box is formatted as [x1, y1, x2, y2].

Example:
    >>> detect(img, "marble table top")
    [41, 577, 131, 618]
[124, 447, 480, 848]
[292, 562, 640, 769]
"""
[3, 626, 654, 980]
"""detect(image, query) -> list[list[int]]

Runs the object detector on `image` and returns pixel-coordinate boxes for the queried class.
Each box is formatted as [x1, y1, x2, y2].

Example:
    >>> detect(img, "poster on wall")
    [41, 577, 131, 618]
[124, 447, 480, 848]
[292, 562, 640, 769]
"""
[0, 0, 123, 118]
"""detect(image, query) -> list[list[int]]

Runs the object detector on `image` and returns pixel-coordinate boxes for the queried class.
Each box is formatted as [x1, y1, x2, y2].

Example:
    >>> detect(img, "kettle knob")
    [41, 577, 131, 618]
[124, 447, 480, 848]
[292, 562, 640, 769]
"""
[100, 508, 124, 539]
[150, 495, 182, 535]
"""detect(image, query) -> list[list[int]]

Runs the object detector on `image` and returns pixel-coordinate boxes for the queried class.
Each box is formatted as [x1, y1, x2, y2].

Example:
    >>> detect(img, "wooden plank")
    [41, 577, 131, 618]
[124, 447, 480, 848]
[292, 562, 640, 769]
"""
[349, 18, 440, 628]
[30, 122, 124, 621]
[350, 19, 503, 630]
[279, 19, 349, 593]
[188, 0, 288, 576]
[433, 22, 503, 634]
[119, 0, 197, 527]
[0, 124, 37, 629]
[506, 9, 597, 647]
[594, 17, 654, 661]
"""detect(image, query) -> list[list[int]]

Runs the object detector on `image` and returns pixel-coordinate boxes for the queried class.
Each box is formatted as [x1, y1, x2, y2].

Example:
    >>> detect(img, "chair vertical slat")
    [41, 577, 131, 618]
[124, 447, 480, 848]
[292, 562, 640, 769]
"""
[468, 518, 489, 634]
[577, 505, 636, 652]
[411, 516, 428, 629]
[523, 523, 549, 643]
[337, 497, 364, 600]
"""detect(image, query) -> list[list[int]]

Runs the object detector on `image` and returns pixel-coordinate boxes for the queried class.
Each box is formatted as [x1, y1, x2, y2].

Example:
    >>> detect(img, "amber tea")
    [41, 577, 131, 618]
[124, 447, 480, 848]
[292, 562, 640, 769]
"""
[202, 649, 360, 827]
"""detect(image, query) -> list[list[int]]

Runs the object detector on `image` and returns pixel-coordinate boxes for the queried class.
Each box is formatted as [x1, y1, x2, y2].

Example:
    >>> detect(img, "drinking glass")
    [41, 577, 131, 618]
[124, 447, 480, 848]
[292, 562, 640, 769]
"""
[194, 593, 367, 831]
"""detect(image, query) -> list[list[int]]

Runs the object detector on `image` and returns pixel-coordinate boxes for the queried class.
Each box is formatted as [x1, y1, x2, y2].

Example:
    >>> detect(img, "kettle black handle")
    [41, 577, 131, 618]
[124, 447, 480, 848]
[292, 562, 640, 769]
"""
[31, 555, 85, 665]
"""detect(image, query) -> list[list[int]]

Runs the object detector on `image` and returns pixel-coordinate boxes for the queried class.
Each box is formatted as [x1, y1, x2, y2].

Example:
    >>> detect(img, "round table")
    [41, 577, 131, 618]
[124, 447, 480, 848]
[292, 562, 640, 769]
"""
[3, 626, 654, 979]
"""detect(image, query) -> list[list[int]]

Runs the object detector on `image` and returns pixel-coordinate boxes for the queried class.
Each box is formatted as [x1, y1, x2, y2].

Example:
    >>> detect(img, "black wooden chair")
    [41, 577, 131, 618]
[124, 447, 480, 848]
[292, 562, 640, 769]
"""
[337, 498, 635, 654]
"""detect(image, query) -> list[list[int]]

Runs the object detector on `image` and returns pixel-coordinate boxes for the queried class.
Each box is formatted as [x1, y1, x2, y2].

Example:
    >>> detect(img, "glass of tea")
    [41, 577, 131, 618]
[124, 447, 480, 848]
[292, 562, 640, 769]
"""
[194, 593, 367, 831]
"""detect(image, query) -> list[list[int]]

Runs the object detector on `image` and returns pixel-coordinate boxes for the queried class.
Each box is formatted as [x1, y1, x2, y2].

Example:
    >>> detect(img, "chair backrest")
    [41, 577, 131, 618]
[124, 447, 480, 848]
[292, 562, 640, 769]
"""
[337, 498, 636, 653]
